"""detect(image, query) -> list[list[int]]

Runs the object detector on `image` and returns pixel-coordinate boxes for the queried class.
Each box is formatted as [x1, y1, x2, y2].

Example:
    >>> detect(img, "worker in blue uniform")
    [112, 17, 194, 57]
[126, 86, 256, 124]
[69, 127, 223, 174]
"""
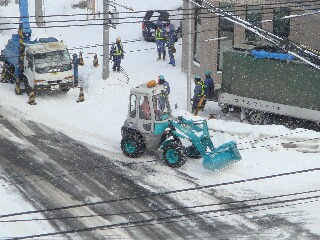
[158, 74, 170, 111]
[155, 22, 166, 61]
[110, 36, 124, 72]
[166, 23, 177, 66]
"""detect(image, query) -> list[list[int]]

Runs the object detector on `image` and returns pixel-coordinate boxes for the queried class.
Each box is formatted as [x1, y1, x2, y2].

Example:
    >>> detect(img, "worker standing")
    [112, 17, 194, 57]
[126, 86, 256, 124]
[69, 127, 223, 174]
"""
[204, 70, 214, 100]
[110, 36, 124, 72]
[158, 75, 170, 111]
[166, 22, 177, 66]
[199, 70, 215, 110]
[158, 74, 170, 95]
[192, 74, 205, 114]
[155, 22, 166, 61]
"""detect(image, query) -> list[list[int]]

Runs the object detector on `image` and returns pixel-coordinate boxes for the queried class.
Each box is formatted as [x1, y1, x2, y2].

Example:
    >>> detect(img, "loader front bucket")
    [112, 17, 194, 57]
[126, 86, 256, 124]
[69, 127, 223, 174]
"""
[202, 141, 241, 171]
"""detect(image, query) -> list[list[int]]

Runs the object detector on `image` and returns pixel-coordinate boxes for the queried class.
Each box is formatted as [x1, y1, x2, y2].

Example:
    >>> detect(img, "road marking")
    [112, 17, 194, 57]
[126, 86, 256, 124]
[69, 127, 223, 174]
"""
[0, 123, 24, 143]
[37, 123, 53, 134]
[0, 111, 35, 137]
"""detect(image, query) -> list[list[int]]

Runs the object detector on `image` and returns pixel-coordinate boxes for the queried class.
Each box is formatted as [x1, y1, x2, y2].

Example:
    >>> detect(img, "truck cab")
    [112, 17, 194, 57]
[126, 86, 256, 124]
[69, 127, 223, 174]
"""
[23, 41, 73, 93]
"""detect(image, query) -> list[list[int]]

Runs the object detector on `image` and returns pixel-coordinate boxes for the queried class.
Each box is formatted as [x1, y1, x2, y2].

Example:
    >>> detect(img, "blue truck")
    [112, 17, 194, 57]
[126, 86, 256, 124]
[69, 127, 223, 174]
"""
[1, 0, 77, 94]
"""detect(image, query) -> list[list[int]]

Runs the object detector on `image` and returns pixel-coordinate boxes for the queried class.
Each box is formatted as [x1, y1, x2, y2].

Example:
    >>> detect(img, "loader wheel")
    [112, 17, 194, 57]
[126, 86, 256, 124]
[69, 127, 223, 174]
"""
[248, 111, 265, 125]
[186, 145, 201, 159]
[163, 142, 186, 168]
[121, 134, 146, 158]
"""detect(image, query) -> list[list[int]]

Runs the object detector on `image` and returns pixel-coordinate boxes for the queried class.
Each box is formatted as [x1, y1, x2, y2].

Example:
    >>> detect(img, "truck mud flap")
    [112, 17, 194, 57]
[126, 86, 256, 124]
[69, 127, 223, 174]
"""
[202, 141, 241, 171]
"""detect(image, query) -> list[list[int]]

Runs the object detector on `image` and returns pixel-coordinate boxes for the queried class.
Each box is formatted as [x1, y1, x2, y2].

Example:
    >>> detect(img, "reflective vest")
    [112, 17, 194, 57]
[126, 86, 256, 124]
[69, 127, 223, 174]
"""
[198, 81, 205, 97]
[156, 29, 165, 40]
[113, 43, 123, 56]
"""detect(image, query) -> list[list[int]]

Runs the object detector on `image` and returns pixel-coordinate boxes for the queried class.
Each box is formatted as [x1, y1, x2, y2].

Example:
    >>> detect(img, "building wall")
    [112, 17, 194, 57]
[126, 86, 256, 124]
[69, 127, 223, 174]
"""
[290, 14, 320, 50]
[181, 0, 320, 89]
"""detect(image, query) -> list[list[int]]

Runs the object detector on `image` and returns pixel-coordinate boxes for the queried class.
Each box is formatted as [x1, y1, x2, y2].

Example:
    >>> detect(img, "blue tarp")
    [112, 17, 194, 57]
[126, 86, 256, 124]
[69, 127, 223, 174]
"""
[251, 49, 295, 61]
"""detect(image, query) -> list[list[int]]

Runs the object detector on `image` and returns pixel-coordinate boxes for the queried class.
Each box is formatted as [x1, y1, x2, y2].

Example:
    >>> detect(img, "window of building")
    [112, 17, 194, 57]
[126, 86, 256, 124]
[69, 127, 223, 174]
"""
[273, 7, 290, 38]
[218, 3, 234, 70]
[246, 5, 262, 44]
[193, 0, 202, 63]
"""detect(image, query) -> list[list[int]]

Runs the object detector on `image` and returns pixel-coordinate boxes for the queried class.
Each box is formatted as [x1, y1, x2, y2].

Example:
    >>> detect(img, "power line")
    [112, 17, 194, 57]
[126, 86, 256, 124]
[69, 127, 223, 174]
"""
[114, 197, 320, 231]
[0, 5, 319, 31]
[1, 0, 319, 19]
[1, 167, 319, 219]
[12, 194, 320, 240]
[1, 14, 317, 61]
[1, 3, 319, 25]
[189, 0, 320, 68]
[1, 188, 319, 223]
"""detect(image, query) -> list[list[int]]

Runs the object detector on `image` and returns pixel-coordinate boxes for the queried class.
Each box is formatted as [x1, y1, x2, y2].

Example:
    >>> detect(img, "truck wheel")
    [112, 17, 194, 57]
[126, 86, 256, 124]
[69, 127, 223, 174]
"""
[2, 61, 14, 83]
[186, 145, 201, 159]
[163, 142, 186, 168]
[313, 121, 320, 130]
[24, 79, 32, 95]
[248, 111, 264, 125]
[221, 105, 229, 114]
[121, 134, 146, 158]
[61, 88, 70, 93]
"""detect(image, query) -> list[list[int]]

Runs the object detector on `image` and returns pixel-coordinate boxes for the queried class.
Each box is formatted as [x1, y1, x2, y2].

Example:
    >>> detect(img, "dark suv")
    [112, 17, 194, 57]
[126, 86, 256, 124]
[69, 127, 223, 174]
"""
[142, 10, 170, 42]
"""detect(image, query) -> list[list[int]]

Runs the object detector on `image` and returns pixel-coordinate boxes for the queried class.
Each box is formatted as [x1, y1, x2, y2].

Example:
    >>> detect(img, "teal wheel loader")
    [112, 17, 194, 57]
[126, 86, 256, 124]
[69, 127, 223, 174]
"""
[121, 81, 241, 170]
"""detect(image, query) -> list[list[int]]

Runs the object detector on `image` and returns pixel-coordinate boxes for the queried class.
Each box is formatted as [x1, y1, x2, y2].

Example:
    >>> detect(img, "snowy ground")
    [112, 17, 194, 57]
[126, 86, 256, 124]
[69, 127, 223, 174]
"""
[0, 0, 320, 238]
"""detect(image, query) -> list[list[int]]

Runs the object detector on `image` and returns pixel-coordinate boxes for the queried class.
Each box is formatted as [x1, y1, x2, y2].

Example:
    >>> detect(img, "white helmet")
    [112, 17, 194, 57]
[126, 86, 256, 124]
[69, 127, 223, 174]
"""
[116, 36, 121, 42]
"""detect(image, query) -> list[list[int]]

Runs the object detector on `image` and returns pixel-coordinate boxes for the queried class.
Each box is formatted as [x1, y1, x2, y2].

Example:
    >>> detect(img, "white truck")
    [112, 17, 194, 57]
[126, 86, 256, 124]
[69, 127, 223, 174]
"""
[23, 41, 73, 93]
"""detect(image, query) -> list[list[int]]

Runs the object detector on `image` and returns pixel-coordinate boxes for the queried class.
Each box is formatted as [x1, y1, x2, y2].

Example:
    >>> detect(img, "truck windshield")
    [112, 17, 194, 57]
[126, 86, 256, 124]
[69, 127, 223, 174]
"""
[153, 94, 171, 121]
[34, 50, 71, 74]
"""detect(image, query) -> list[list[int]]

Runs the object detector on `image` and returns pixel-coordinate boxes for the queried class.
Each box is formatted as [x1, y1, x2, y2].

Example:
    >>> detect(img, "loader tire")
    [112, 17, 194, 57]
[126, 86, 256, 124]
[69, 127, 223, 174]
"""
[121, 133, 146, 158]
[186, 145, 201, 159]
[163, 142, 186, 168]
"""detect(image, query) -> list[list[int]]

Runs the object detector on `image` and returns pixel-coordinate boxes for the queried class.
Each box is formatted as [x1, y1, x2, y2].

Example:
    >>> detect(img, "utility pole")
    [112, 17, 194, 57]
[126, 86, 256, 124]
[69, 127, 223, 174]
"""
[35, 0, 44, 27]
[86, 0, 96, 20]
[92, 0, 96, 19]
[102, 0, 109, 80]
[187, 1, 192, 112]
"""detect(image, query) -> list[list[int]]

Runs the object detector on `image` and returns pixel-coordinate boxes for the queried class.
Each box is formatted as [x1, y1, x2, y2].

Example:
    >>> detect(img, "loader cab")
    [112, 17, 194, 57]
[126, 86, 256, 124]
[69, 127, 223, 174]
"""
[127, 82, 172, 135]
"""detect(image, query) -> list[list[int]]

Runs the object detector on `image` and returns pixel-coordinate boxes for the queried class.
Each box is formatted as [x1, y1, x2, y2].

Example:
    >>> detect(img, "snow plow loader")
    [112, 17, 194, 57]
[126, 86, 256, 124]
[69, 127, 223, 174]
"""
[121, 81, 241, 170]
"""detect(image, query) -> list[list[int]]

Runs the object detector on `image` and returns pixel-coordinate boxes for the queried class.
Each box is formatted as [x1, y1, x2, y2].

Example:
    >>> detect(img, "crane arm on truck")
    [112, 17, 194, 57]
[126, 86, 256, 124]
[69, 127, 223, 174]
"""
[19, 0, 32, 43]
[188, 0, 320, 70]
